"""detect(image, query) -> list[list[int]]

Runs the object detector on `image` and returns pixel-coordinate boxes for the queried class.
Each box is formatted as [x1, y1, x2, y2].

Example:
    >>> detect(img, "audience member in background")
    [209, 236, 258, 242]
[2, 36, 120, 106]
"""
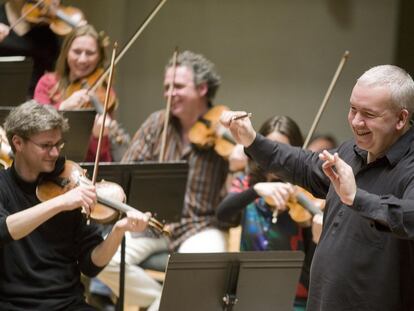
[307, 133, 337, 153]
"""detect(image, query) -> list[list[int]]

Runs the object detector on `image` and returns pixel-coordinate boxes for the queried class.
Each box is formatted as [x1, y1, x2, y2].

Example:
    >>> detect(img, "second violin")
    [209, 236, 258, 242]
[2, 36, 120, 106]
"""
[189, 105, 238, 158]
[21, 0, 86, 36]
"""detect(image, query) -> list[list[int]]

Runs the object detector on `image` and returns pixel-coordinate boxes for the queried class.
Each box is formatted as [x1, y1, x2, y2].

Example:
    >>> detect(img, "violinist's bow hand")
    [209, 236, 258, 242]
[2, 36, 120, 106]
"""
[319, 150, 356, 205]
[59, 89, 89, 111]
[220, 110, 256, 147]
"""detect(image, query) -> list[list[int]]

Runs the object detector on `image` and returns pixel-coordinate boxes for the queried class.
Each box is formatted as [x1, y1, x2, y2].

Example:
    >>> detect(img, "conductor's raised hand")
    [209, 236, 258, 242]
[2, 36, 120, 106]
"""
[220, 110, 256, 147]
[319, 150, 356, 205]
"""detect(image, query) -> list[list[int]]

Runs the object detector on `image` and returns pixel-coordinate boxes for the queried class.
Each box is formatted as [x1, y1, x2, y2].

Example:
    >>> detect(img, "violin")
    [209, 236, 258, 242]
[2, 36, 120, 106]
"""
[21, 0, 85, 36]
[36, 159, 170, 236]
[265, 186, 323, 225]
[0, 126, 13, 169]
[64, 68, 129, 146]
[65, 68, 118, 114]
[189, 105, 236, 158]
[286, 187, 324, 224]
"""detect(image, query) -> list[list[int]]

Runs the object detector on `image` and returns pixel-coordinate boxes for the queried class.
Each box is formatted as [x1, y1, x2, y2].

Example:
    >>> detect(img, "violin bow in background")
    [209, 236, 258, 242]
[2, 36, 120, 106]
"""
[302, 50, 350, 149]
[88, 0, 168, 93]
[91, 42, 118, 184]
[89, 42, 170, 237]
[159, 47, 179, 162]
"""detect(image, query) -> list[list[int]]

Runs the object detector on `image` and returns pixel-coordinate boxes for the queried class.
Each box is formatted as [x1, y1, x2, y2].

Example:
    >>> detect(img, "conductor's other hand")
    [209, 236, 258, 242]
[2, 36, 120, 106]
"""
[319, 150, 356, 205]
[0, 23, 10, 42]
[220, 110, 256, 147]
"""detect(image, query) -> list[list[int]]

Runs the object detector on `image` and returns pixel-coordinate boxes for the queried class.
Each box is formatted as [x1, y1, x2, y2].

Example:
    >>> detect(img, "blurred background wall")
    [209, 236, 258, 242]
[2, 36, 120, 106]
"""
[10, 0, 414, 143]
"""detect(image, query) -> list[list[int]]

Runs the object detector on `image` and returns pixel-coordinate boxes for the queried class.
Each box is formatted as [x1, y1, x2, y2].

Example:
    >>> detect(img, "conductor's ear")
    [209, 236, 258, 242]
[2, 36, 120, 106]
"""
[396, 108, 409, 130]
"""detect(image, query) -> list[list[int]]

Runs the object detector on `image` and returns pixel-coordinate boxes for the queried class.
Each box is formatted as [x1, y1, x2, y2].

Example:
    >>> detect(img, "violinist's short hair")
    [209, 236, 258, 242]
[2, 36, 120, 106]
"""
[357, 65, 414, 114]
[4, 100, 69, 152]
[166, 50, 221, 102]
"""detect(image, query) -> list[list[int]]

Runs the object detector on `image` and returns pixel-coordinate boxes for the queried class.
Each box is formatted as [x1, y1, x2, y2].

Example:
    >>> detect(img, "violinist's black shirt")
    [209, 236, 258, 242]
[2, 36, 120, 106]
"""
[245, 127, 414, 311]
[0, 4, 60, 96]
[0, 165, 103, 310]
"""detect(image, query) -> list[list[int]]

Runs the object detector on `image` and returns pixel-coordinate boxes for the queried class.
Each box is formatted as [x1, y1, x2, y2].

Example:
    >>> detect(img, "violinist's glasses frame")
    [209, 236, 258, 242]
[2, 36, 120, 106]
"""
[26, 138, 65, 152]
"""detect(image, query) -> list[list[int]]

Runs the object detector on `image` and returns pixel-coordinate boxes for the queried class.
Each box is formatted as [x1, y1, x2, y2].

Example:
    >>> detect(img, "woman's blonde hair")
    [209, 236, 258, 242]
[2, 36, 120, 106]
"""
[52, 24, 108, 99]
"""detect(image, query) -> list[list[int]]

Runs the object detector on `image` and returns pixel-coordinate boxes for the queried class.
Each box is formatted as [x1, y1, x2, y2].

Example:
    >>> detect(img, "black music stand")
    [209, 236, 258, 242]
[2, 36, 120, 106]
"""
[61, 109, 95, 162]
[159, 251, 304, 311]
[128, 161, 188, 223]
[80, 161, 188, 223]
[0, 56, 32, 106]
[80, 161, 189, 311]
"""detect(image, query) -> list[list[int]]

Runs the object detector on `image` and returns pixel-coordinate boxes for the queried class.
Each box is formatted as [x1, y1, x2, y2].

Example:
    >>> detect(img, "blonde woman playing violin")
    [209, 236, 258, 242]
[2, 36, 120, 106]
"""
[34, 24, 130, 162]
[216, 115, 319, 311]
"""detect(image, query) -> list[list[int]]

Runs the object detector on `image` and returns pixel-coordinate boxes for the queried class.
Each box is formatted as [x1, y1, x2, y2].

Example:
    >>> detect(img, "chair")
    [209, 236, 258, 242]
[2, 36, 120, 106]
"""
[139, 251, 169, 282]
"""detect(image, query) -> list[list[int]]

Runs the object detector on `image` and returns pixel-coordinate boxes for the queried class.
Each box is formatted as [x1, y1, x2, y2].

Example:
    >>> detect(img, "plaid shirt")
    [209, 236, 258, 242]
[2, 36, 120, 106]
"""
[122, 110, 229, 250]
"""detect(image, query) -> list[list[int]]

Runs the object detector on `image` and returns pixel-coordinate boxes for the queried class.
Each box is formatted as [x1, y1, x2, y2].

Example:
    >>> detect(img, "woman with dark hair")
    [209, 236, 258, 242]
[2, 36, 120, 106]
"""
[217, 115, 316, 310]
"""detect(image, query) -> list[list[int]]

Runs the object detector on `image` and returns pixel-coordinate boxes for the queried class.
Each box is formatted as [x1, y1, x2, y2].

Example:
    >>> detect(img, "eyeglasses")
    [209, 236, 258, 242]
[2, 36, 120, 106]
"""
[27, 138, 65, 152]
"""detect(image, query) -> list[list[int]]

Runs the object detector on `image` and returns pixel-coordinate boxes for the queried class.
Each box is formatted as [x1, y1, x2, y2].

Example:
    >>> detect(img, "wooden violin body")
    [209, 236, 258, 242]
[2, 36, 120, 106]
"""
[36, 160, 170, 235]
[286, 187, 323, 224]
[22, 0, 85, 36]
[0, 126, 13, 169]
[265, 186, 323, 225]
[65, 68, 118, 113]
[189, 105, 236, 158]
[65, 69, 129, 146]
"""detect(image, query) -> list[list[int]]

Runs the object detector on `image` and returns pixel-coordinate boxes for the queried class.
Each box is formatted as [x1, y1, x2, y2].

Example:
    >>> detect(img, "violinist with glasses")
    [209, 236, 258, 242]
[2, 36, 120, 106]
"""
[34, 24, 129, 162]
[96, 50, 231, 308]
[0, 100, 149, 310]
